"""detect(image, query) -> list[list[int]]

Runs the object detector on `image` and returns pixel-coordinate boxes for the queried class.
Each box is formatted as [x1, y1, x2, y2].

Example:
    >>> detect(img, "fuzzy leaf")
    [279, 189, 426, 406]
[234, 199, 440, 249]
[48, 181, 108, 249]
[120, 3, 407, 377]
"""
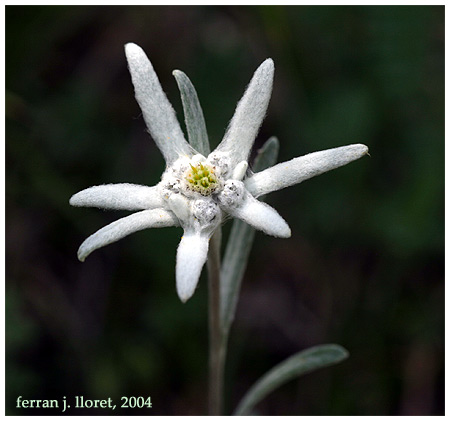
[173, 70, 210, 156]
[220, 137, 279, 332]
[234, 344, 349, 415]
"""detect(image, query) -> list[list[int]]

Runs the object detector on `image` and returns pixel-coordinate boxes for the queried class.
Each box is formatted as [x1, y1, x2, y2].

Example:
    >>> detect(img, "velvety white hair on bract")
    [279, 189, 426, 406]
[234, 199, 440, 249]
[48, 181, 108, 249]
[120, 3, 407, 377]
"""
[70, 43, 369, 302]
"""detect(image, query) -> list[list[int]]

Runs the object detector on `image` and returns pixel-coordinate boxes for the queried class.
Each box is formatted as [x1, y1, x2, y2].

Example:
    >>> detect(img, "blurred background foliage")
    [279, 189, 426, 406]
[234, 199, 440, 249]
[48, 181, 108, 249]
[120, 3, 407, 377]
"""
[6, 5, 444, 415]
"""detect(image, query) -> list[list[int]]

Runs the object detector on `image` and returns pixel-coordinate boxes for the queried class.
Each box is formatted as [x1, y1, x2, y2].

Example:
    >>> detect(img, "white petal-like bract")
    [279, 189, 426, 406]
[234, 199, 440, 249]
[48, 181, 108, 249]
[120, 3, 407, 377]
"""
[216, 59, 274, 170]
[225, 193, 291, 238]
[175, 233, 209, 302]
[245, 144, 369, 197]
[77, 208, 179, 262]
[125, 43, 193, 164]
[70, 183, 164, 210]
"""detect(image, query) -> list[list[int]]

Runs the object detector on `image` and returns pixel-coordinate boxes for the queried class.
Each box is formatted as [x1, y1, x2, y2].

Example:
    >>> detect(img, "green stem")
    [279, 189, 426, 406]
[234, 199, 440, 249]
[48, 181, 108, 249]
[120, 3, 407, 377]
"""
[207, 229, 225, 415]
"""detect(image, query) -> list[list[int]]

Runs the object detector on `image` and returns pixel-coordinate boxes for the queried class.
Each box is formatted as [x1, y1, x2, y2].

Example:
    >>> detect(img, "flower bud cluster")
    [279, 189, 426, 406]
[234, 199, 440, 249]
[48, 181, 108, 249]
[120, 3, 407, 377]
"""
[217, 180, 245, 209]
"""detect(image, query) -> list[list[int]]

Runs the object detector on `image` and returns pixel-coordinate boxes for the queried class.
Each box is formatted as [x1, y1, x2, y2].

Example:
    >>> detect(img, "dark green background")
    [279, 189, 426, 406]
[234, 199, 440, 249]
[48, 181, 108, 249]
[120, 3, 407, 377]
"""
[6, 6, 444, 415]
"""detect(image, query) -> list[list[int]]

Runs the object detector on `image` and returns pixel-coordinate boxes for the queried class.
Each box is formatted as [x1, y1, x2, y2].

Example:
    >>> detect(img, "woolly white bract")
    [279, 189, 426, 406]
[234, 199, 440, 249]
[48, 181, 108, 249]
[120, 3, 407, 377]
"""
[70, 43, 368, 302]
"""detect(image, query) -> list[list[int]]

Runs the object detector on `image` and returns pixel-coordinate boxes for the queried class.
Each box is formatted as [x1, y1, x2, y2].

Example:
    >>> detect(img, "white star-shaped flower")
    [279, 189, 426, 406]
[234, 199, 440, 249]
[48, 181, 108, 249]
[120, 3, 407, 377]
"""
[70, 43, 368, 302]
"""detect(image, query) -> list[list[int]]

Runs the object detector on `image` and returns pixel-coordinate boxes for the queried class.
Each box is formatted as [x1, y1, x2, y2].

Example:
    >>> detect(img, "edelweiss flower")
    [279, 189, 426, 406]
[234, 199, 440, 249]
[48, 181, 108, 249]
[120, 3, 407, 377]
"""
[70, 43, 368, 302]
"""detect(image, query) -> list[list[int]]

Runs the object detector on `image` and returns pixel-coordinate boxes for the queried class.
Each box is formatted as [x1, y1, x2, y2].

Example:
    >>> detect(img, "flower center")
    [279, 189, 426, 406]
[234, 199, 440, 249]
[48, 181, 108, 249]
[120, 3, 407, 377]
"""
[184, 162, 219, 196]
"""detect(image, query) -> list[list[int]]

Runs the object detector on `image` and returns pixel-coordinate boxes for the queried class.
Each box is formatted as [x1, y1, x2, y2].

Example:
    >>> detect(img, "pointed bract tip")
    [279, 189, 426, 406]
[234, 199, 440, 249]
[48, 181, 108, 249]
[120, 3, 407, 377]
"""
[355, 143, 369, 155]
[69, 195, 76, 206]
[267, 223, 291, 238]
[177, 288, 193, 303]
[259, 58, 274, 72]
[124, 42, 140, 52]
[362, 144, 370, 156]
[69, 192, 84, 207]
[277, 224, 291, 238]
[77, 249, 86, 263]
[344, 143, 369, 160]
[176, 273, 198, 303]
[270, 215, 292, 238]
[284, 227, 292, 238]
[124, 43, 145, 61]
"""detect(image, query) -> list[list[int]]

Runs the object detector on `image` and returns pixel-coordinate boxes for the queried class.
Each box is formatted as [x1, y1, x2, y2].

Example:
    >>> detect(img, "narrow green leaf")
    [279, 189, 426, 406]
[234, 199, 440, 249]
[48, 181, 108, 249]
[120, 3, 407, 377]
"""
[220, 137, 279, 333]
[252, 136, 280, 174]
[173, 70, 210, 156]
[234, 344, 349, 415]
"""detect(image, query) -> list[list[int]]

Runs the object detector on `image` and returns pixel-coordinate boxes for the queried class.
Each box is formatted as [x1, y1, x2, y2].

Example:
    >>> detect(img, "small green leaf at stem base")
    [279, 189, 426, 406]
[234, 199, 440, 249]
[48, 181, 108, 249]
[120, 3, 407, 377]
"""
[234, 344, 349, 415]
